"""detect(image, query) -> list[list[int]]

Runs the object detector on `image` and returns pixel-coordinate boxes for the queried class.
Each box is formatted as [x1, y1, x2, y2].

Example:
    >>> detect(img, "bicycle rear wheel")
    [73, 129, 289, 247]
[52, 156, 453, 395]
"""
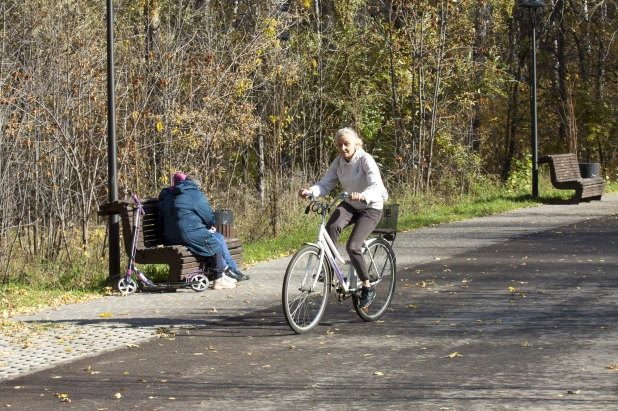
[282, 245, 330, 334]
[353, 237, 396, 321]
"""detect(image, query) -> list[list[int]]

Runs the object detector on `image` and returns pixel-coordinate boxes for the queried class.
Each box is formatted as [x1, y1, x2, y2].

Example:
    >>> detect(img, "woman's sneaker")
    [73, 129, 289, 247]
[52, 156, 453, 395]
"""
[359, 286, 376, 308]
[212, 279, 235, 290]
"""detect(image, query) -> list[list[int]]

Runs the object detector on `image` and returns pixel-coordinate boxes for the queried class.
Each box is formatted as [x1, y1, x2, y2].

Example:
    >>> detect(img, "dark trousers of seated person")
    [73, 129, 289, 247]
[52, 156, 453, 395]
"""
[326, 202, 382, 282]
[209, 251, 224, 280]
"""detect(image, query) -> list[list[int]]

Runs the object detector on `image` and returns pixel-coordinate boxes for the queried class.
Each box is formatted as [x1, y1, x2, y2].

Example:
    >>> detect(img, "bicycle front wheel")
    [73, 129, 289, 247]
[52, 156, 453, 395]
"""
[282, 245, 330, 334]
[353, 237, 396, 321]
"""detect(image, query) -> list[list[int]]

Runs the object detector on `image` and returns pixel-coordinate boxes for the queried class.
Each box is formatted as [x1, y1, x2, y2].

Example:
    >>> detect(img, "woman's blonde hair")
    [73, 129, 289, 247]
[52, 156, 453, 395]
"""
[335, 127, 363, 147]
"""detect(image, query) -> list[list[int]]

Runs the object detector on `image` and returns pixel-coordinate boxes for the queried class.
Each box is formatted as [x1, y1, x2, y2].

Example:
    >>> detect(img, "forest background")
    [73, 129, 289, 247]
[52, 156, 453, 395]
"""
[1, 0, 618, 295]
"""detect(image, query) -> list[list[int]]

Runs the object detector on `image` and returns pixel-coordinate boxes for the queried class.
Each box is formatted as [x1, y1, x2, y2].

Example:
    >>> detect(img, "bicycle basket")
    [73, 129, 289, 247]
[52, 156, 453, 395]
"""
[375, 204, 399, 231]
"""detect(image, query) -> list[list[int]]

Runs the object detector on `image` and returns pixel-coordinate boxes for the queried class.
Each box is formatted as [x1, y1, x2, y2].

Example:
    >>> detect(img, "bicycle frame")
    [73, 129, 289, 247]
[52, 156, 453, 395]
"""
[303, 192, 369, 295]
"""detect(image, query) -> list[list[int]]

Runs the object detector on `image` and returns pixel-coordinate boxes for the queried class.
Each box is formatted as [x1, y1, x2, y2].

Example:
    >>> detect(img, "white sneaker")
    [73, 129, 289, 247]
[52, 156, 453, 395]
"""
[212, 279, 235, 290]
[222, 273, 237, 283]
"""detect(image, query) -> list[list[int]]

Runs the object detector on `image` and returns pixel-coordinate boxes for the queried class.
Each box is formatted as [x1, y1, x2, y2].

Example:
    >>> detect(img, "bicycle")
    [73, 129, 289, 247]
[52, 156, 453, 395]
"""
[282, 191, 397, 334]
[116, 195, 210, 294]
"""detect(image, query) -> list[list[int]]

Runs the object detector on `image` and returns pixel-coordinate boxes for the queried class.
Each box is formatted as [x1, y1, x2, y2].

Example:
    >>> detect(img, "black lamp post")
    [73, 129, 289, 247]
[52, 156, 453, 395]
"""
[520, 0, 545, 198]
[106, 0, 120, 278]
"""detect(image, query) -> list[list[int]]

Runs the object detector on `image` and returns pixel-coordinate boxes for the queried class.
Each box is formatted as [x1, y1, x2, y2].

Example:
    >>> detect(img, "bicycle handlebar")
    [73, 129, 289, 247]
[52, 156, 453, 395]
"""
[304, 191, 348, 215]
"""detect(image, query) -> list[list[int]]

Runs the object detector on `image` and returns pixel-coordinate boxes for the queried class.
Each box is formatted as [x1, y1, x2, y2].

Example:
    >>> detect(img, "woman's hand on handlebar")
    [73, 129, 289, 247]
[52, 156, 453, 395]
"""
[349, 192, 366, 202]
[298, 189, 314, 199]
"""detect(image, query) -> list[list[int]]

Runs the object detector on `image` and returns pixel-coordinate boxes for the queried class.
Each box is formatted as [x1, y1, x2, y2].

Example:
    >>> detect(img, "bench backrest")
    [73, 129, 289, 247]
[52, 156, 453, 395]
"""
[98, 198, 164, 257]
[541, 153, 581, 182]
[135, 198, 165, 249]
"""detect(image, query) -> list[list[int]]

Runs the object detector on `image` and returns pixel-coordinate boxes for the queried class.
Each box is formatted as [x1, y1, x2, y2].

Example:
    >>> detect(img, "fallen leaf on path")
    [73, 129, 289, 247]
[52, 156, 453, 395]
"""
[98, 313, 113, 318]
[373, 371, 384, 376]
[445, 352, 462, 358]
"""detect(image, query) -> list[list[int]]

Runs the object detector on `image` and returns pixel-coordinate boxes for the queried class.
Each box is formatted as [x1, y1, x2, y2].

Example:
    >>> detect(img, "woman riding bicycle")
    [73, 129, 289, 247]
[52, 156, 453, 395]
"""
[299, 127, 388, 309]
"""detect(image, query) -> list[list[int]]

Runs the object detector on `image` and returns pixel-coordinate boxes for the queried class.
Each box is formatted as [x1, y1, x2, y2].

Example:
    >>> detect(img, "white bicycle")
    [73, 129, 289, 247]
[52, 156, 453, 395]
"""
[282, 192, 397, 334]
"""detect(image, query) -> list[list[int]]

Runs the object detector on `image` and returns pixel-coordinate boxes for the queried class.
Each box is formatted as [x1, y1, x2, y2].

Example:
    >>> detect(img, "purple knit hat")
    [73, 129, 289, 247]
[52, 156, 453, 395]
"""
[173, 173, 187, 187]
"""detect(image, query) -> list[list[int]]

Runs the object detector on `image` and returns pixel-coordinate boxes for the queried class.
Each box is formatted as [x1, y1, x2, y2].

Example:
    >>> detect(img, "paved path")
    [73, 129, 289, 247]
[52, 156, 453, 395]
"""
[1, 195, 617, 409]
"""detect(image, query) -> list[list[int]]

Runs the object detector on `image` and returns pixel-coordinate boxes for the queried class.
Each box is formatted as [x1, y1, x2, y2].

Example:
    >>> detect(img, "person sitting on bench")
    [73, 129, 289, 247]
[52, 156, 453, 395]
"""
[160, 174, 237, 290]
[159, 173, 249, 282]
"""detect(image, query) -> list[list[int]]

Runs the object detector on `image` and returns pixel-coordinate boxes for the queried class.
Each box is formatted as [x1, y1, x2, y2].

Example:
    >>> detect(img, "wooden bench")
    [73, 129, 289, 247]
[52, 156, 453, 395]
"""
[98, 197, 244, 282]
[538, 153, 605, 203]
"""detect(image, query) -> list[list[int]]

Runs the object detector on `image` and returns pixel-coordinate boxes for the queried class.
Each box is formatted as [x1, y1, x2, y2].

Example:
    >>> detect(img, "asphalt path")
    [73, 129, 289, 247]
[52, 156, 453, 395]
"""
[1, 198, 618, 410]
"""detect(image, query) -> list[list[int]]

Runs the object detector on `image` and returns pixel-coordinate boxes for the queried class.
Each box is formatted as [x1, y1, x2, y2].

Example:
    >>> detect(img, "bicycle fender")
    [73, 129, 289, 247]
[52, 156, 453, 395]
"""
[302, 242, 321, 249]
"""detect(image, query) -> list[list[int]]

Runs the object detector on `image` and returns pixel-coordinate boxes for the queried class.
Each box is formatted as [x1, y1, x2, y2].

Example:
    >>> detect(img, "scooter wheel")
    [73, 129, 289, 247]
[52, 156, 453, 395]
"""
[190, 273, 209, 292]
[117, 277, 138, 295]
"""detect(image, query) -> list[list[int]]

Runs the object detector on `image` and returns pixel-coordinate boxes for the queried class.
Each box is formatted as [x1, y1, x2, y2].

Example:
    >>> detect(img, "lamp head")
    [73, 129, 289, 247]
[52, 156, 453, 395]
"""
[519, 0, 546, 9]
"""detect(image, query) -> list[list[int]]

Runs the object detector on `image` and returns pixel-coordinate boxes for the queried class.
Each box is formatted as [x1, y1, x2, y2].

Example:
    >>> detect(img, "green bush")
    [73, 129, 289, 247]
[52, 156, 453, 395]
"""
[506, 154, 532, 193]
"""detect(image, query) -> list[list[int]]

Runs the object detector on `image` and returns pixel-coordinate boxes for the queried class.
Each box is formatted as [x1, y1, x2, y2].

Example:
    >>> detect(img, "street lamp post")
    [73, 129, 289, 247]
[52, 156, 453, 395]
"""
[106, 0, 120, 279]
[520, 0, 546, 198]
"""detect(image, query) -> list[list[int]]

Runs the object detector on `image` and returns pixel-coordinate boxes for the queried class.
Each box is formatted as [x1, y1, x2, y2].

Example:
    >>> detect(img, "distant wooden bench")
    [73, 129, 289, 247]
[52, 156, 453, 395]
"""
[538, 153, 605, 203]
[98, 198, 244, 282]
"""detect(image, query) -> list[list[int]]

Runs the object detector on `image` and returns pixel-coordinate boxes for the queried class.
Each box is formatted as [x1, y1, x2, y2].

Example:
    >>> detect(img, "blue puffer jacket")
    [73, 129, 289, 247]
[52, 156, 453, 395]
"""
[161, 180, 222, 257]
